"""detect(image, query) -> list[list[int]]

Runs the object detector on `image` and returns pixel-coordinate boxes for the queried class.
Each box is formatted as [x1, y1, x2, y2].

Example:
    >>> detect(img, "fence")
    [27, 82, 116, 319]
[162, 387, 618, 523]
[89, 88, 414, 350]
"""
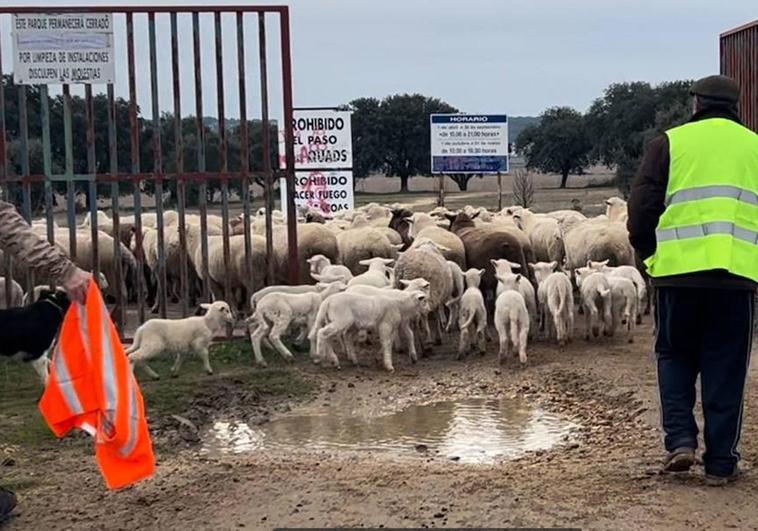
[0, 5, 299, 338]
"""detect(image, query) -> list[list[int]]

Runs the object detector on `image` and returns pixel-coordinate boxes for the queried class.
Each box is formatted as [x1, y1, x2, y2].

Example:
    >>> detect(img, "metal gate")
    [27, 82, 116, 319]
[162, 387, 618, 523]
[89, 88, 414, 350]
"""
[0, 5, 299, 337]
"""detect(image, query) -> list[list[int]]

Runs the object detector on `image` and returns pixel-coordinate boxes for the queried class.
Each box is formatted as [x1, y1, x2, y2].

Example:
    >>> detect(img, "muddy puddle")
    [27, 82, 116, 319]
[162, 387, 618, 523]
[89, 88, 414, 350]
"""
[202, 397, 578, 464]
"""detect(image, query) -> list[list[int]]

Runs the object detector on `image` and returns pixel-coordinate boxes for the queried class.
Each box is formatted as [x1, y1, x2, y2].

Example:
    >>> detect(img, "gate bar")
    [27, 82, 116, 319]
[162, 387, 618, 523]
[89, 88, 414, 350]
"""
[237, 11, 253, 304]
[107, 83, 125, 333]
[18, 84, 34, 295]
[39, 86, 55, 254]
[258, 13, 275, 285]
[85, 84, 100, 290]
[62, 85, 76, 260]
[0, 43, 12, 308]
[193, 12, 210, 303]
[279, 8, 298, 285]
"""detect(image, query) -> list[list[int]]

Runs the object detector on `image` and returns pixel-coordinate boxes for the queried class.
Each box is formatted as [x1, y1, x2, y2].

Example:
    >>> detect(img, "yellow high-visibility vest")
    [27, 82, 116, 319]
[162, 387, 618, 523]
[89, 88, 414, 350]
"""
[644, 118, 758, 283]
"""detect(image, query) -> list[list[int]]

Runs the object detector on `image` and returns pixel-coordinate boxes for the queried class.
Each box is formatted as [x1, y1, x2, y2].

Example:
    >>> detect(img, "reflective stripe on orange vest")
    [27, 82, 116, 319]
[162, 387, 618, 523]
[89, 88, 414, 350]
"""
[39, 279, 155, 490]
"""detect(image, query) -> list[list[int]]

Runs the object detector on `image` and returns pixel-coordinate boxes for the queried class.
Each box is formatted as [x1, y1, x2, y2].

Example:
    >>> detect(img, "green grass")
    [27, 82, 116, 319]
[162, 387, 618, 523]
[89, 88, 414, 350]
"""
[0, 340, 315, 450]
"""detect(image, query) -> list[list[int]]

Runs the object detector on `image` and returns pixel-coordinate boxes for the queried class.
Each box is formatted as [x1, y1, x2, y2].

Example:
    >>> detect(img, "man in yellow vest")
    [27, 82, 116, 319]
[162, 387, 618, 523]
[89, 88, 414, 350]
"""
[628, 75, 757, 486]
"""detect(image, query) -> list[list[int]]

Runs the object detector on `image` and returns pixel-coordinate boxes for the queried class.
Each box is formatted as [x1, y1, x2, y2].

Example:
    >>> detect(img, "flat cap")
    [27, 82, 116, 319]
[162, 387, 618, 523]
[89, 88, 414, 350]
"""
[690, 75, 740, 103]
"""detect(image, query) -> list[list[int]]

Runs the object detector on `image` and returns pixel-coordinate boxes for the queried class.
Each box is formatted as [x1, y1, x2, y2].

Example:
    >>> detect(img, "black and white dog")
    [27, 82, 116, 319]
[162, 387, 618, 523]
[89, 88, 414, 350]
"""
[0, 289, 70, 384]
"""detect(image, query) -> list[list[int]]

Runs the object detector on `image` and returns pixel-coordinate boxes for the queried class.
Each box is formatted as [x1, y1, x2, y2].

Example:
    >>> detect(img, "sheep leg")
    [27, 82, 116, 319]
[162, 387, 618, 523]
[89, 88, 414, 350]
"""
[584, 305, 592, 340]
[518, 324, 529, 365]
[170, 352, 185, 377]
[269, 319, 295, 362]
[141, 361, 161, 380]
[423, 316, 434, 350]
[192, 339, 213, 375]
[249, 321, 269, 368]
[434, 309, 444, 344]
[378, 322, 395, 372]
[343, 333, 360, 366]
[30, 354, 50, 386]
[316, 324, 343, 369]
[445, 302, 457, 333]
[457, 327, 470, 360]
[400, 322, 417, 363]
[476, 321, 487, 354]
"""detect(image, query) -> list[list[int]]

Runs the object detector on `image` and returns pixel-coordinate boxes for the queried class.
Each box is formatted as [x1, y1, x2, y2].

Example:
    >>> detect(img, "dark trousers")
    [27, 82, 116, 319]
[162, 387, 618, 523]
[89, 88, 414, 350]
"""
[656, 286, 755, 476]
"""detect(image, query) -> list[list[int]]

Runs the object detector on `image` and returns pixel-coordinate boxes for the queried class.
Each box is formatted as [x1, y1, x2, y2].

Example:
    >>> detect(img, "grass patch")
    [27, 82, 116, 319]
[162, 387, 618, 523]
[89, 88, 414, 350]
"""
[0, 339, 315, 450]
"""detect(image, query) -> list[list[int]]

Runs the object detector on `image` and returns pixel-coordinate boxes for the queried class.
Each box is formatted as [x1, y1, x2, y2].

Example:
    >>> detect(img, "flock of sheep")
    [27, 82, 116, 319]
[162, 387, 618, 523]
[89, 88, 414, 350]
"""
[3, 194, 646, 380]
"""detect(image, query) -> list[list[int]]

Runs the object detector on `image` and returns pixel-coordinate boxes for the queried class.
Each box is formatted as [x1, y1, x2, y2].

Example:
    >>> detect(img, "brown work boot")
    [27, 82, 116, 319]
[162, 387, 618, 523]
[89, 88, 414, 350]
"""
[705, 467, 741, 487]
[662, 447, 696, 473]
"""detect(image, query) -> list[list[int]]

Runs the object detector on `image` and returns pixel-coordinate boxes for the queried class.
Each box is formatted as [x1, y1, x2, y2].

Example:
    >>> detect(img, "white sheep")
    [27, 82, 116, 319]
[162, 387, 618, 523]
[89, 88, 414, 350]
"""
[444, 260, 465, 332]
[347, 257, 395, 288]
[309, 287, 429, 372]
[493, 272, 530, 365]
[307, 254, 353, 284]
[491, 258, 537, 338]
[530, 261, 574, 345]
[607, 276, 638, 343]
[509, 207, 565, 265]
[605, 197, 628, 223]
[574, 267, 613, 340]
[247, 281, 347, 367]
[456, 268, 487, 358]
[587, 260, 646, 323]
[126, 301, 234, 379]
[0, 277, 24, 309]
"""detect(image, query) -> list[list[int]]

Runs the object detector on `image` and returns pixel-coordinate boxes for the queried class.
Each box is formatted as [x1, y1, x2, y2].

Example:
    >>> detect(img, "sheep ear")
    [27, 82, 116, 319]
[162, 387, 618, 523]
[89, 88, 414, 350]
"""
[200, 303, 211, 310]
[507, 260, 522, 270]
[490, 258, 498, 267]
[444, 213, 457, 222]
[528, 263, 535, 271]
[600, 259, 609, 266]
[549, 261, 557, 271]
[471, 210, 481, 220]
[391, 243, 404, 251]
[381, 258, 395, 265]
[358, 259, 371, 266]
[399, 279, 411, 287]
[586, 260, 592, 267]
[516, 274, 522, 282]
[478, 268, 485, 277]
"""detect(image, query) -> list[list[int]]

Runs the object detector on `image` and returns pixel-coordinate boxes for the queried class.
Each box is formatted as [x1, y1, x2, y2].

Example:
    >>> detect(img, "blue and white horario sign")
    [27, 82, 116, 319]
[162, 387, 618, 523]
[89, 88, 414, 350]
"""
[430, 114, 509, 174]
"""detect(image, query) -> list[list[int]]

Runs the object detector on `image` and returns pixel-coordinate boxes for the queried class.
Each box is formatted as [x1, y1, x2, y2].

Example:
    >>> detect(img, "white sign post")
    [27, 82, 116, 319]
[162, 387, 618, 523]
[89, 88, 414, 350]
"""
[12, 13, 115, 85]
[279, 109, 354, 215]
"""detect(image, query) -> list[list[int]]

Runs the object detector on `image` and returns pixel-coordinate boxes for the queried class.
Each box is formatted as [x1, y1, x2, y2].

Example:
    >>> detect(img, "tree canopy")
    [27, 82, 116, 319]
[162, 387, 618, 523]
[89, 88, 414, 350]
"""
[515, 106, 591, 188]
[349, 93, 458, 191]
[585, 80, 691, 194]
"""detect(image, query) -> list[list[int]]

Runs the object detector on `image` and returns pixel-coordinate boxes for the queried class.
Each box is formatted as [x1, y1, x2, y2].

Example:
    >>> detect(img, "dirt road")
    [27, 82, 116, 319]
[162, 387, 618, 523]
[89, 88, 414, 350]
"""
[3, 319, 758, 530]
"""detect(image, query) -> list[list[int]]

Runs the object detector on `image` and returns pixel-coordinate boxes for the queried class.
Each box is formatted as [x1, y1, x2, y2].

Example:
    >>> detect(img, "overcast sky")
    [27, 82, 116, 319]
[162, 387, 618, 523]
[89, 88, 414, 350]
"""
[1, 0, 755, 120]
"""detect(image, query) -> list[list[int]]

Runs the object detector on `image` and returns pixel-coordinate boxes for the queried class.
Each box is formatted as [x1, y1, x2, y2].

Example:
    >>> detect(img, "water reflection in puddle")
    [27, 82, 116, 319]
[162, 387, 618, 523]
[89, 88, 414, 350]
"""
[202, 398, 578, 464]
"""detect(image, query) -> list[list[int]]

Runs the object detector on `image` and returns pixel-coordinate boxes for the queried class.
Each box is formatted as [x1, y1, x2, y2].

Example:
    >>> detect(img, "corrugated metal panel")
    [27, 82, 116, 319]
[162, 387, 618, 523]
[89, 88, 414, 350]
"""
[720, 20, 758, 132]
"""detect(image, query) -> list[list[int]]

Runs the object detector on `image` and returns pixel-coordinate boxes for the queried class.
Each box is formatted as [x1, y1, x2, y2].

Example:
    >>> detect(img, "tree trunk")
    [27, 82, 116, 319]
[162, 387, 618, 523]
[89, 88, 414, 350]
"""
[560, 169, 569, 189]
[399, 174, 409, 193]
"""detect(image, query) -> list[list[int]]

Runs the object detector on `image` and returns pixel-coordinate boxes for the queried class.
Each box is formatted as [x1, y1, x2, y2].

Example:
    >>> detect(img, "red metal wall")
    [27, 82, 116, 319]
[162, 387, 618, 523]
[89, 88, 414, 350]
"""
[720, 20, 758, 132]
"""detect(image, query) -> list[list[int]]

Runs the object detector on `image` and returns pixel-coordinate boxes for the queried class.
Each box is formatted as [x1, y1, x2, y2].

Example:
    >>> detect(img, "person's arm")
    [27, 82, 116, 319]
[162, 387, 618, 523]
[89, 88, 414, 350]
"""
[0, 200, 89, 302]
[627, 135, 669, 261]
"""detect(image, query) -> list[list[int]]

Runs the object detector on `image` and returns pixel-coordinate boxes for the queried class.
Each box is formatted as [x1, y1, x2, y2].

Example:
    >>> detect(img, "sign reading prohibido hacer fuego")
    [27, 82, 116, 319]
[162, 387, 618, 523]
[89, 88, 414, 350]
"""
[12, 13, 115, 85]
[279, 109, 354, 214]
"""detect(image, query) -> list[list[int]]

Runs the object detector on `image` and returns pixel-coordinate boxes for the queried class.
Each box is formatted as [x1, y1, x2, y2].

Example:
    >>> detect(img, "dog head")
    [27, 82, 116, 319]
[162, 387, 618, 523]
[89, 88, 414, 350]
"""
[38, 288, 71, 315]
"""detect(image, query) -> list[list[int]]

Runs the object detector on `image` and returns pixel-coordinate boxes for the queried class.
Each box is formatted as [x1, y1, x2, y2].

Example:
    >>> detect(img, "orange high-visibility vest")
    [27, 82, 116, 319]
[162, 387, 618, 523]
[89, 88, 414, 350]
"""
[39, 279, 155, 490]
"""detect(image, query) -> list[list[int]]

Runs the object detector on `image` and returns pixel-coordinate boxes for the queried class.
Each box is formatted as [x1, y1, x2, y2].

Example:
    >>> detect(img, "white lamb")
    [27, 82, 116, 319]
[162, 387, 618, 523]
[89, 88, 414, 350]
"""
[307, 254, 353, 284]
[574, 267, 613, 340]
[247, 281, 347, 367]
[309, 288, 429, 372]
[346, 257, 395, 288]
[607, 276, 638, 343]
[587, 260, 647, 323]
[444, 260, 465, 332]
[530, 261, 574, 345]
[493, 273, 530, 365]
[491, 258, 537, 337]
[456, 268, 487, 358]
[126, 301, 234, 379]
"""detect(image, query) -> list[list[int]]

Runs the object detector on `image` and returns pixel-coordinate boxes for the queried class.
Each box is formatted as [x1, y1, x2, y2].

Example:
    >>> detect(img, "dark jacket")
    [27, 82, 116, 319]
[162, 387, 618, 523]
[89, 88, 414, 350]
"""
[627, 107, 757, 291]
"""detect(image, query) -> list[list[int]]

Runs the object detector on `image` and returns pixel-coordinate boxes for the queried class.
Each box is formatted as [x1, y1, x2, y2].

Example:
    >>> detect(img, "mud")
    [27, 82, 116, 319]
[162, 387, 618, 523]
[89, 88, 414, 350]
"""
[4, 319, 758, 530]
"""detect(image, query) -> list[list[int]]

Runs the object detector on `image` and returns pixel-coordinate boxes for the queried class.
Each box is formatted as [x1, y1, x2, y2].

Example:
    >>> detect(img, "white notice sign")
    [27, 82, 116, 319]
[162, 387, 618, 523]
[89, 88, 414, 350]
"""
[12, 13, 115, 85]
[280, 170, 355, 215]
[278, 109, 353, 170]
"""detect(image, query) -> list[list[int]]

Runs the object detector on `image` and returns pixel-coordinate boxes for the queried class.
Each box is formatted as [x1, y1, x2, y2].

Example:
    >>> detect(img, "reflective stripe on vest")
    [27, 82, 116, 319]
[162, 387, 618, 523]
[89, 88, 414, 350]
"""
[644, 118, 758, 283]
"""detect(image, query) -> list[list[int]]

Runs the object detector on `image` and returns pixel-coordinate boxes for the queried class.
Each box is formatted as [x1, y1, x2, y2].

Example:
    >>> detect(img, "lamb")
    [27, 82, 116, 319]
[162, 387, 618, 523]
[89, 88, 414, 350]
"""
[347, 257, 395, 288]
[587, 260, 647, 324]
[126, 301, 234, 379]
[346, 280, 431, 365]
[493, 273, 530, 365]
[247, 281, 347, 367]
[393, 238, 453, 347]
[530, 261, 574, 345]
[456, 268, 487, 359]
[448, 212, 531, 317]
[307, 254, 353, 284]
[309, 287, 429, 372]
[0, 277, 24, 309]
[444, 260, 465, 332]
[606, 276, 638, 343]
[574, 267, 613, 340]
[0, 289, 70, 384]
[491, 258, 537, 337]
[250, 284, 319, 314]
[336, 215, 397, 275]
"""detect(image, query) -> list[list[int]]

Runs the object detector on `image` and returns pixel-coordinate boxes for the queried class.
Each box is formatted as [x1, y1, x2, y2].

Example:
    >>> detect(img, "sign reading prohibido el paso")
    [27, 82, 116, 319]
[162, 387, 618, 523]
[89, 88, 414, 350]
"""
[430, 114, 509, 174]
[279, 108, 354, 215]
[12, 13, 115, 85]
